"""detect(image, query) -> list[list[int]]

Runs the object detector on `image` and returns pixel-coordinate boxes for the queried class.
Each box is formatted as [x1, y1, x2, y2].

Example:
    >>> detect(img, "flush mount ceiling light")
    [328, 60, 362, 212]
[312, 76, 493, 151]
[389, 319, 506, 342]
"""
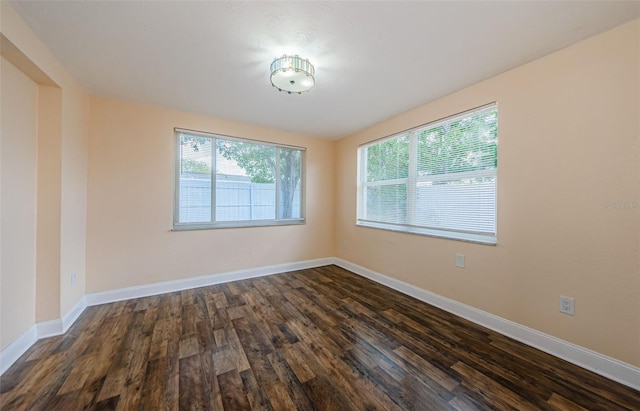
[270, 55, 315, 95]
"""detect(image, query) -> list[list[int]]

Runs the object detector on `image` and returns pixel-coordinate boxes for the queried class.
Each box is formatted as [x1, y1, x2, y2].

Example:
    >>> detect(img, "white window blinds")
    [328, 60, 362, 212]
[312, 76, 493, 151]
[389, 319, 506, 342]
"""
[357, 104, 498, 244]
[174, 129, 305, 230]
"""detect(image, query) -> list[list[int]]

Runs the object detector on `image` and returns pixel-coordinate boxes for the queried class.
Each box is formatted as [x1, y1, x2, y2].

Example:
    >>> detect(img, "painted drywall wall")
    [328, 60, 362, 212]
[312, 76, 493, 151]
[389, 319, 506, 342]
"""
[1, 2, 89, 325]
[3, 0, 637, 377]
[36, 86, 62, 323]
[0, 57, 38, 350]
[335, 20, 640, 367]
[59, 83, 89, 316]
[86, 97, 335, 292]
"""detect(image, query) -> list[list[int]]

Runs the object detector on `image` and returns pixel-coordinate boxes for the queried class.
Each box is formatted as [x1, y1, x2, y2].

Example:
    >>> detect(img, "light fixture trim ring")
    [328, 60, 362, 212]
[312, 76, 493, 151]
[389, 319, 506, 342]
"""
[270, 54, 315, 94]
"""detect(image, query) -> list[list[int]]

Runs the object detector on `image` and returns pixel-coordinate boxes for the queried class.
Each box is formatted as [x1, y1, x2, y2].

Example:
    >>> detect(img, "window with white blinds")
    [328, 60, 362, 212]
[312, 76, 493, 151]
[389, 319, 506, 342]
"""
[357, 104, 498, 244]
[174, 129, 305, 229]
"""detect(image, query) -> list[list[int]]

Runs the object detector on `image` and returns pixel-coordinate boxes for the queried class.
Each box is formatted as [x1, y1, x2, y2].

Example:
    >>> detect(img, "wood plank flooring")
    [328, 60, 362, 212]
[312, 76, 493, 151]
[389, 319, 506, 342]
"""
[1, 265, 638, 410]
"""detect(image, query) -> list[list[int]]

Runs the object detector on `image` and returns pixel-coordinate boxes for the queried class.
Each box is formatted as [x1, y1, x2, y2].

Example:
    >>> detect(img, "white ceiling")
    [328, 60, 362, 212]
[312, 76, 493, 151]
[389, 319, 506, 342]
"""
[10, 1, 640, 140]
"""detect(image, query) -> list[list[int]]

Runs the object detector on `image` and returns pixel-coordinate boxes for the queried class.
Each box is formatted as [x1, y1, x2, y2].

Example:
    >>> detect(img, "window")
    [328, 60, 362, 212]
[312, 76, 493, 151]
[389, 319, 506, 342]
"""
[357, 104, 498, 244]
[174, 129, 305, 229]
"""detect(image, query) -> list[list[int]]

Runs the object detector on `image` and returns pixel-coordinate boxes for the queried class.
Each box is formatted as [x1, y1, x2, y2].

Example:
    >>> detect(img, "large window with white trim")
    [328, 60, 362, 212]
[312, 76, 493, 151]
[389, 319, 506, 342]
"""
[174, 129, 304, 229]
[357, 104, 498, 244]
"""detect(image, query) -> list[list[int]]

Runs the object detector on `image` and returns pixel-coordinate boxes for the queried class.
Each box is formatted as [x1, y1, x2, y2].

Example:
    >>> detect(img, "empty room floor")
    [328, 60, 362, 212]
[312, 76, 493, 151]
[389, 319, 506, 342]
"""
[1, 265, 638, 410]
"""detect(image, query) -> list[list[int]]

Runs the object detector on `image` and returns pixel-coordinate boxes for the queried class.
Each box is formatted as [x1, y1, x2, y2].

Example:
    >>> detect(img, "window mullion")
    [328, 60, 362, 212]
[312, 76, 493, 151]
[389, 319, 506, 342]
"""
[174, 134, 182, 225]
[407, 131, 417, 225]
[211, 137, 217, 223]
[360, 148, 368, 220]
[275, 147, 281, 219]
[416, 168, 496, 183]
[355, 104, 497, 244]
[175, 130, 305, 229]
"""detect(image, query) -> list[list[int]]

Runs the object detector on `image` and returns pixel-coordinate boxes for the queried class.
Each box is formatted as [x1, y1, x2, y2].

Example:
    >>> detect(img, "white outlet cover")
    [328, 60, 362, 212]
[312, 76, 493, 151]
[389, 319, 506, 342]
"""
[559, 296, 575, 315]
[455, 254, 465, 268]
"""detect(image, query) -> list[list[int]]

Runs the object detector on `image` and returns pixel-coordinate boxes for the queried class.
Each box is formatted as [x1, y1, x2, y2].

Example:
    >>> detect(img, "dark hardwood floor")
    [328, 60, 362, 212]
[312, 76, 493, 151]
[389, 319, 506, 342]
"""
[1, 265, 638, 410]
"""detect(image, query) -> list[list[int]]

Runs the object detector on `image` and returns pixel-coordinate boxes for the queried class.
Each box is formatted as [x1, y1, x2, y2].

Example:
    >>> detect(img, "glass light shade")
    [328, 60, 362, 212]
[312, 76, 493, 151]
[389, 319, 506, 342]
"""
[270, 55, 315, 94]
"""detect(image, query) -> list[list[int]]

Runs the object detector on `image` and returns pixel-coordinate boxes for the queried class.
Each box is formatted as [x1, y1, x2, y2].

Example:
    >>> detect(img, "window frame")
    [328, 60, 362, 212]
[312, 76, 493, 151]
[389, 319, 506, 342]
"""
[357, 103, 498, 245]
[173, 128, 306, 230]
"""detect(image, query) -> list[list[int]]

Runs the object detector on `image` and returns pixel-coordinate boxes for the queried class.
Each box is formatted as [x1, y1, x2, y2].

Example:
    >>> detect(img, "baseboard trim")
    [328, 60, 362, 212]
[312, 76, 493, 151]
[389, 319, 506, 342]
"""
[85, 257, 334, 307]
[332, 257, 640, 391]
[0, 257, 333, 376]
[3, 296, 91, 375]
[36, 319, 63, 339]
[3, 257, 638, 390]
[62, 296, 87, 333]
[34, 296, 89, 340]
[0, 325, 37, 375]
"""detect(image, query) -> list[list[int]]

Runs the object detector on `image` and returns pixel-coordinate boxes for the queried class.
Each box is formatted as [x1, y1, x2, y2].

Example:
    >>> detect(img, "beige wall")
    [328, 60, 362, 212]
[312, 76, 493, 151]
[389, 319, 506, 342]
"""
[1, 57, 38, 350]
[86, 97, 335, 292]
[2, 0, 638, 375]
[36, 86, 62, 322]
[1, 2, 89, 342]
[335, 20, 640, 366]
[59, 82, 89, 316]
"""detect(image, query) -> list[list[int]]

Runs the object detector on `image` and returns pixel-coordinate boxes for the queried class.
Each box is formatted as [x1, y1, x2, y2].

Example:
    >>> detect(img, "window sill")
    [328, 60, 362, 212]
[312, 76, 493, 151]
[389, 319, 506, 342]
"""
[356, 221, 496, 245]
[173, 218, 305, 231]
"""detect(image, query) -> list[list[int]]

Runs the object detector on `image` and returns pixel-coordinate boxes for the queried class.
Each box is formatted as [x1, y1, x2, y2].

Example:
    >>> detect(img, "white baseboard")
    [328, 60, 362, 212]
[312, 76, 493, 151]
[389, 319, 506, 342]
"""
[1, 297, 92, 376]
[36, 319, 63, 339]
[85, 257, 334, 307]
[3, 257, 638, 391]
[35, 296, 88, 339]
[332, 258, 640, 391]
[0, 257, 332, 376]
[0, 325, 37, 375]
[62, 296, 87, 333]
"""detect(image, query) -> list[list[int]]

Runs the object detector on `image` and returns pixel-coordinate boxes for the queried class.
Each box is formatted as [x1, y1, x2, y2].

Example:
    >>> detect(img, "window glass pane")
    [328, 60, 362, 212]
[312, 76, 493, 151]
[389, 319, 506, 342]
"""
[366, 134, 409, 182]
[215, 139, 276, 221]
[278, 148, 302, 219]
[179, 134, 212, 223]
[175, 131, 305, 229]
[366, 184, 407, 224]
[357, 104, 497, 243]
[417, 108, 497, 176]
[415, 176, 496, 233]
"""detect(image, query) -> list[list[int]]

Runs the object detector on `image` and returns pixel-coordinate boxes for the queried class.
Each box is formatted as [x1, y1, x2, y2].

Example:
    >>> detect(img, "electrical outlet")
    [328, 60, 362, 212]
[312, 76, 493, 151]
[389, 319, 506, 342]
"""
[559, 296, 574, 315]
[71, 273, 77, 286]
[455, 254, 465, 268]
[343, 240, 348, 249]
